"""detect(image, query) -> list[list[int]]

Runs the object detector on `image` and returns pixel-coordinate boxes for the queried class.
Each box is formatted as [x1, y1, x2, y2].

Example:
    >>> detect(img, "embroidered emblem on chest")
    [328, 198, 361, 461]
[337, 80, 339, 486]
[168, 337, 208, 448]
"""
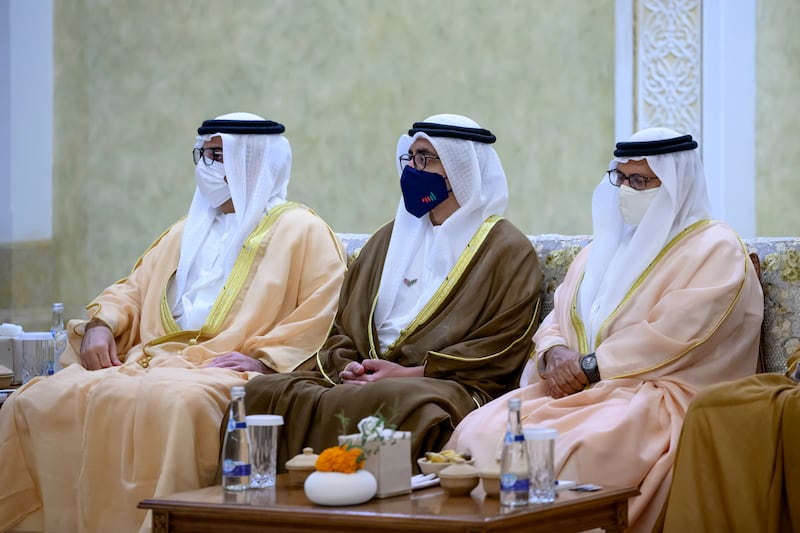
[403, 278, 418, 287]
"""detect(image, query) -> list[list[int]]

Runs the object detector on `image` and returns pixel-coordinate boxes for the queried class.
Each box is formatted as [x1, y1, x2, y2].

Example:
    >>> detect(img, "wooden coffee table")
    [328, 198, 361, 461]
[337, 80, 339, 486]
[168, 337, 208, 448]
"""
[139, 474, 638, 532]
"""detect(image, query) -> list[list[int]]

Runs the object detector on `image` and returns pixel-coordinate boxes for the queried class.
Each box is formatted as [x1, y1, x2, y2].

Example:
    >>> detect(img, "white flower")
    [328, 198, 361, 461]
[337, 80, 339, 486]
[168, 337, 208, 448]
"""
[357, 416, 384, 440]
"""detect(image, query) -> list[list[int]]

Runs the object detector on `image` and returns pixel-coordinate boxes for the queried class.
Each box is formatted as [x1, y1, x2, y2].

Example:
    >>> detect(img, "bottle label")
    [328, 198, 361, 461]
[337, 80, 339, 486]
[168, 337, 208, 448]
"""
[500, 474, 530, 491]
[504, 432, 526, 443]
[223, 460, 251, 476]
[227, 420, 248, 431]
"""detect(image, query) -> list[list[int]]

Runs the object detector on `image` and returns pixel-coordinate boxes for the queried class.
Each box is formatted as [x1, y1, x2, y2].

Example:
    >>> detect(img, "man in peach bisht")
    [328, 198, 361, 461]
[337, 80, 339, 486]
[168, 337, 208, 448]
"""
[0, 113, 346, 533]
[447, 128, 763, 533]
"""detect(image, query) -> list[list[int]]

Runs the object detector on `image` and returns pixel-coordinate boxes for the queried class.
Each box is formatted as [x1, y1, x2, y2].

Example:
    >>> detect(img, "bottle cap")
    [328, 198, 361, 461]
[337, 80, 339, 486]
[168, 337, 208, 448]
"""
[52, 302, 64, 312]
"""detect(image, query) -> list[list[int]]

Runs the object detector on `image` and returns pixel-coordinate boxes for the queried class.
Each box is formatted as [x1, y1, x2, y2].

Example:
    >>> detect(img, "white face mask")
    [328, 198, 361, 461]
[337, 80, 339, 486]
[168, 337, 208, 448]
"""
[195, 160, 231, 208]
[618, 185, 660, 226]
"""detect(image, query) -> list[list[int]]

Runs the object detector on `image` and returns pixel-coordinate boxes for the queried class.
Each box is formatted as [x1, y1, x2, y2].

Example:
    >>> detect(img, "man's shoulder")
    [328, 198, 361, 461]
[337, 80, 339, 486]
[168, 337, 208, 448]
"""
[661, 220, 748, 270]
[683, 219, 745, 253]
[267, 202, 330, 229]
[486, 217, 536, 251]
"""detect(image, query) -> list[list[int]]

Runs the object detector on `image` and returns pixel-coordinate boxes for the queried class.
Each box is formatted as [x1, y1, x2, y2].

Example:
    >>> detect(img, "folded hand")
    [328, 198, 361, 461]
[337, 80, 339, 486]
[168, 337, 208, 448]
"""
[340, 359, 422, 384]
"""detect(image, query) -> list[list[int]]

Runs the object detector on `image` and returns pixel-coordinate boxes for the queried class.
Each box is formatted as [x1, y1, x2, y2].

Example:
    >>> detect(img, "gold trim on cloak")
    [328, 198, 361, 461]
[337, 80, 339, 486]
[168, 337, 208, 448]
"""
[139, 202, 301, 368]
[425, 297, 541, 365]
[379, 215, 503, 358]
[569, 219, 750, 380]
[570, 272, 590, 356]
[316, 215, 503, 385]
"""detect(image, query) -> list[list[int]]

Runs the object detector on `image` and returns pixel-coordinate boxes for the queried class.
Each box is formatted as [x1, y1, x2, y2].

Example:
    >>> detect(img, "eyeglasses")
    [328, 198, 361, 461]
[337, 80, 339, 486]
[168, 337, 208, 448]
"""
[399, 152, 440, 171]
[192, 147, 224, 166]
[607, 169, 660, 191]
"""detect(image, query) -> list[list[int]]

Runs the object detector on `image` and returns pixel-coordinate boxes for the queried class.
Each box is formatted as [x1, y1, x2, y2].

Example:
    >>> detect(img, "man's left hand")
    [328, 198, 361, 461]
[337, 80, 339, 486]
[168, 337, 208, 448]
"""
[543, 345, 588, 398]
[205, 352, 274, 373]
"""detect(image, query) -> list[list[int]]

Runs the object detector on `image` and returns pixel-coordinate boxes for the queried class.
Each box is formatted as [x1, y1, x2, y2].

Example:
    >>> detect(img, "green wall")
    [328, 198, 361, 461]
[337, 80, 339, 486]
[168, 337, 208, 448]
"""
[755, 0, 800, 236]
[52, 0, 615, 317]
[8, 0, 794, 326]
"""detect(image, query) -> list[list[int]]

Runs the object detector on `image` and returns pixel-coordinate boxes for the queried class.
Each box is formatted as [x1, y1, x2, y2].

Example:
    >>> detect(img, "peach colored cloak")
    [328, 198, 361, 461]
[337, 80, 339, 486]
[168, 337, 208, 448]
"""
[0, 203, 345, 533]
[447, 220, 763, 533]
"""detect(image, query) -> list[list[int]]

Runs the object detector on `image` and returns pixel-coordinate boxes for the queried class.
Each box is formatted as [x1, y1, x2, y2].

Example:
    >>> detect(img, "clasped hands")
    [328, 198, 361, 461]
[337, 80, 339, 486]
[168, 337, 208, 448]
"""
[79, 319, 270, 373]
[542, 345, 589, 399]
[339, 359, 423, 385]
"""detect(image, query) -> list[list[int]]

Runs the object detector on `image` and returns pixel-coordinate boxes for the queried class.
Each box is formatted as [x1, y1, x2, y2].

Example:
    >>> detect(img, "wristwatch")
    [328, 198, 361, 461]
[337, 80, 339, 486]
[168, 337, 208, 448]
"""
[580, 353, 601, 384]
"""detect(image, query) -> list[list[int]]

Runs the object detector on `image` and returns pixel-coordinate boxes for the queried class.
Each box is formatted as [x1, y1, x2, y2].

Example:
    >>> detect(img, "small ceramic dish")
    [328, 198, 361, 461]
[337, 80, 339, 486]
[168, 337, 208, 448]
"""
[478, 469, 501, 498]
[417, 458, 451, 476]
[0, 365, 12, 389]
[417, 456, 475, 476]
[437, 462, 479, 497]
[285, 447, 319, 486]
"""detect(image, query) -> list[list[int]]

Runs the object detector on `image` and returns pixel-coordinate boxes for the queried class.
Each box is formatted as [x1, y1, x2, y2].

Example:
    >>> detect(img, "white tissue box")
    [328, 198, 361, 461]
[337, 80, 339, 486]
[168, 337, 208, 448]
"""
[338, 430, 412, 498]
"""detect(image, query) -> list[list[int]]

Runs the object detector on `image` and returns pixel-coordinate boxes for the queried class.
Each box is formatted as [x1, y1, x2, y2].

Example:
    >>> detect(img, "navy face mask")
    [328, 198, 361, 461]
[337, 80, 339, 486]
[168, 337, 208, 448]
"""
[400, 166, 450, 218]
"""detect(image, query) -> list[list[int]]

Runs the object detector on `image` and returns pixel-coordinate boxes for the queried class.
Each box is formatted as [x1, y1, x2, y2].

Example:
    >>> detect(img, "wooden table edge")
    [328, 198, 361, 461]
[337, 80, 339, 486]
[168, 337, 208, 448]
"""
[139, 484, 640, 532]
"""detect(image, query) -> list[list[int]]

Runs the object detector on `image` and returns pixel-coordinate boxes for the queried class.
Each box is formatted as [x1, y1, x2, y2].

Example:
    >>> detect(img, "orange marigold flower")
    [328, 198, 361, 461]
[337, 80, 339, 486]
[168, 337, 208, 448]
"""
[315, 445, 365, 473]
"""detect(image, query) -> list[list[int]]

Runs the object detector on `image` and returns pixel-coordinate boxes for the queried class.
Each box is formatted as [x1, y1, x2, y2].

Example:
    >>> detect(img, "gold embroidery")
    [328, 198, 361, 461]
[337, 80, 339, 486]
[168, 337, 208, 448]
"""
[158, 202, 300, 335]
[425, 298, 540, 367]
[598, 221, 749, 379]
[569, 272, 589, 355]
[595, 219, 711, 348]
[161, 288, 180, 334]
[317, 216, 504, 384]
[376, 216, 503, 354]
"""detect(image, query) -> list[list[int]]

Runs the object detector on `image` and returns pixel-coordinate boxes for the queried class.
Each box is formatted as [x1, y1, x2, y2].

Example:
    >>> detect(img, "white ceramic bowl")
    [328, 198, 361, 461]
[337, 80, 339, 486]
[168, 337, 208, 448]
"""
[304, 470, 377, 506]
[479, 470, 501, 497]
[437, 462, 479, 497]
[417, 457, 475, 476]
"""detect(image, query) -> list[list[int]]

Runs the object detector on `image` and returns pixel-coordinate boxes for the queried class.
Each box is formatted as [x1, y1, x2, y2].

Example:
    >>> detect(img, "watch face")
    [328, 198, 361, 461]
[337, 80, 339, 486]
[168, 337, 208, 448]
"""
[581, 355, 596, 370]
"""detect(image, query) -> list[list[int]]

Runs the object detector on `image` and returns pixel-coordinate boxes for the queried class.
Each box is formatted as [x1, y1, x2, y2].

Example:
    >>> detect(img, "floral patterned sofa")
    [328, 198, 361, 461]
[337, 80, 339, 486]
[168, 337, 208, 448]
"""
[337, 233, 797, 374]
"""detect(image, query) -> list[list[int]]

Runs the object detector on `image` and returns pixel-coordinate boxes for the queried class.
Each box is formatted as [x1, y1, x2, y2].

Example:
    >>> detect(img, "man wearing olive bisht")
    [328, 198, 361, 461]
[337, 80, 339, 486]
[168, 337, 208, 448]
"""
[447, 128, 763, 533]
[0, 113, 345, 533]
[243, 114, 543, 471]
[658, 352, 800, 532]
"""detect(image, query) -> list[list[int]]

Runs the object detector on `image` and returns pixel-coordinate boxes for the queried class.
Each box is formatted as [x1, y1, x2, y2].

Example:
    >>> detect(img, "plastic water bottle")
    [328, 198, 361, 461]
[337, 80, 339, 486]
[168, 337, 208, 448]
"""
[222, 386, 251, 491]
[50, 302, 67, 375]
[500, 397, 529, 507]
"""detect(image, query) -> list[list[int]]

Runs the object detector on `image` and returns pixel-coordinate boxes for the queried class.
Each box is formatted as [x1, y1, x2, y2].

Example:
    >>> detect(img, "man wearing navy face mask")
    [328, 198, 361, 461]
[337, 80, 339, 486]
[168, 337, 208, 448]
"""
[397, 136, 457, 222]
[242, 114, 543, 470]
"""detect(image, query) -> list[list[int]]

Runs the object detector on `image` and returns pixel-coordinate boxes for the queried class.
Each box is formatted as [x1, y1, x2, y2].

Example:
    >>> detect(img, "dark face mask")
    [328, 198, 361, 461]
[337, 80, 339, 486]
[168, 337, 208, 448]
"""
[400, 165, 450, 218]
